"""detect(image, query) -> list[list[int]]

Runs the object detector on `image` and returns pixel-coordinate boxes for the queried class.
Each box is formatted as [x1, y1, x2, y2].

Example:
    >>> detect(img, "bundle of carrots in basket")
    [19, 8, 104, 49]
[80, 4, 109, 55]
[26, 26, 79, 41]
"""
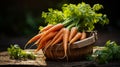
[24, 2, 109, 59]
[25, 23, 86, 58]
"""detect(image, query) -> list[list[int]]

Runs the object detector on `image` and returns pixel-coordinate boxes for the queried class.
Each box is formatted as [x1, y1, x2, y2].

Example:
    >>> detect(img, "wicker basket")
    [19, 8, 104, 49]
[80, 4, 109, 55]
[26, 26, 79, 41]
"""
[44, 31, 97, 61]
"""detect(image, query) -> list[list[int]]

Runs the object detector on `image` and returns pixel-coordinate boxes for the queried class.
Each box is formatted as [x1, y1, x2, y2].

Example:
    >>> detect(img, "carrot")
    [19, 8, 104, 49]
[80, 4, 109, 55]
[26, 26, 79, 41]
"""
[41, 24, 53, 32]
[34, 41, 46, 53]
[80, 31, 86, 40]
[24, 33, 43, 49]
[60, 28, 69, 59]
[69, 27, 78, 41]
[27, 38, 41, 49]
[35, 31, 57, 52]
[40, 23, 64, 42]
[49, 34, 63, 59]
[69, 32, 82, 45]
[43, 39, 52, 53]
[30, 31, 57, 49]
[49, 28, 64, 47]
[43, 28, 64, 53]
[35, 33, 56, 53]
[34, 38, 41, 46]
[68, 32, 82, 56]
[39, 31, 58, 45]
[42, 40, 52, 53]
[54, 42, 63, 59]
[29, 36, 43, 49]
[52, 34, 63, 46]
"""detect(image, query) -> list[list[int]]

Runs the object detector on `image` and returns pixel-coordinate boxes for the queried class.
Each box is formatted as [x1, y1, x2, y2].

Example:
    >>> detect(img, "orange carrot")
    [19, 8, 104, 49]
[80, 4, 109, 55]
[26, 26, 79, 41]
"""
[39, 31, 58, 45]
[52, 34, 63, 46]
[54, 42, 63, 59]
[68, 32, 82, 56]
[35, 31, 57, 53]
[27, 38, 41, 49]
[69, 32, 82, 45]
[24, 33, 43, 49]
[41, 24, 53, 32]
[80, 31, 86, 40]
[61, 28, 69, 59]
[49, 34, 63, 59]
[43, 28, 64, 53]
[34, 38, 41, 46]
[34, 41, 46, 53]
[69, 27, 78, 41]
[50, 28, 64, 47]
[30, 31, 57, 49]
[36, 31, 57, 52]
[43, 39, 52, 53]
[40, 23, 64, 42]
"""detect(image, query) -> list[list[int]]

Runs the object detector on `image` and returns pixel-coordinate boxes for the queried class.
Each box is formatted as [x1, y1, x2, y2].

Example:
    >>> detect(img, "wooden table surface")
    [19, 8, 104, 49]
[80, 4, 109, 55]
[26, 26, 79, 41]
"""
[0, 49, 120, 67]
[0, 49, 46, 66]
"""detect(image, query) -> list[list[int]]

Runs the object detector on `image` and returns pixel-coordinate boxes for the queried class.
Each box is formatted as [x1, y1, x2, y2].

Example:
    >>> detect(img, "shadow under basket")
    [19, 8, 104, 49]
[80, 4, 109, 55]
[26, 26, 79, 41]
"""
[44, 31, 97, 61]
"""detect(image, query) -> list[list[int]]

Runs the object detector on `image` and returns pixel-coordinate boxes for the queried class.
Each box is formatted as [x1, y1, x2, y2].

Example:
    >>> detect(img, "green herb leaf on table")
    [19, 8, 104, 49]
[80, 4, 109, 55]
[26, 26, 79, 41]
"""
[87, 40, 120, 64]
[7, 44, 36, 60]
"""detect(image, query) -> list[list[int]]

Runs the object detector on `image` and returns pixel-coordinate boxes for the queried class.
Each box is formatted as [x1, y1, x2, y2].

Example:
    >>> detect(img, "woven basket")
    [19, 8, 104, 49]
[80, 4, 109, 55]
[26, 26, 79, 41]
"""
[44, 31, 97, 61]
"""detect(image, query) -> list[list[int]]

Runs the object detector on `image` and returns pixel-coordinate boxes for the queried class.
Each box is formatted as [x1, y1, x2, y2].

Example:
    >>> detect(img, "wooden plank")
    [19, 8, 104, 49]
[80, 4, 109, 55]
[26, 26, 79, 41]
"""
[1, 47, 120, 67]
[0, 49, 47, 66]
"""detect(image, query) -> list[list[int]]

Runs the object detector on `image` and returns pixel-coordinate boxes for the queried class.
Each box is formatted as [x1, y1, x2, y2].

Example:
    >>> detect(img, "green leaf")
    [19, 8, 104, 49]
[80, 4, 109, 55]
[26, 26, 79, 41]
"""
[92, 4, 103, 11]
[89, 40, 120, 64]
[41, 2, 109, 31]
[7, 44, 36, 60]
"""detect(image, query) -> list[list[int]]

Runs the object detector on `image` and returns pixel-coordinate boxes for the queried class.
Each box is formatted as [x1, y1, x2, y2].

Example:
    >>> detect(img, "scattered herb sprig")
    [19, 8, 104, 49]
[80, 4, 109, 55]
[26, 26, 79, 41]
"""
[87, 40, 120, 64]
[7, 44, 36, 60]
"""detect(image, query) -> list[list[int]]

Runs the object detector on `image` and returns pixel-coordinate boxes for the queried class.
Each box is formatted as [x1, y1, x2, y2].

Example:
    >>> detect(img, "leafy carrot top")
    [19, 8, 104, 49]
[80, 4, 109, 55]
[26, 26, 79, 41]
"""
[41, 2, 109, 31]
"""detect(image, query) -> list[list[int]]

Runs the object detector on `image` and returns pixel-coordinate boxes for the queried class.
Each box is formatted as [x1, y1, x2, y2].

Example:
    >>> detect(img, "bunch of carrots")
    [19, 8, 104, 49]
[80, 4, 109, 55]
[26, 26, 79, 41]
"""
[24, 2, 109, 59]
[24, 23, 86, 59]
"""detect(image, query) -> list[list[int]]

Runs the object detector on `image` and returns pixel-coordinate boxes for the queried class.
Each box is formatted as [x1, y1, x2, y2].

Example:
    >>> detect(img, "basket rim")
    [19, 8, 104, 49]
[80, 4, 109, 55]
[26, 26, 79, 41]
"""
[48, 31, 97, 49]
[71, 31, 97, 49]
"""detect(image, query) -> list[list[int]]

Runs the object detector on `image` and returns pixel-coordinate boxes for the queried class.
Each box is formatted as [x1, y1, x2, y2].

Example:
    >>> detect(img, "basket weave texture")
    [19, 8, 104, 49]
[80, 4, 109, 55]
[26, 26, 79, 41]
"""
[44, 31, 97, 61]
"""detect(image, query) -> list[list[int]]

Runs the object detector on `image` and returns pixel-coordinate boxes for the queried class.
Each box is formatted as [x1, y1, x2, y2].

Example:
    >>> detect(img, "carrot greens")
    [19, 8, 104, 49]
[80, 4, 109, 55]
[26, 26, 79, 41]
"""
[41, 2, 109, 31]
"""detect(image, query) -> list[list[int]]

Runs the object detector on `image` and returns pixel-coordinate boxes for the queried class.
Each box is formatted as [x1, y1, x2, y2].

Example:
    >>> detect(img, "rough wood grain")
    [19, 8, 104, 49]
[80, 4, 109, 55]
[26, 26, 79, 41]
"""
[0, 49, 46, 66]
[0, 47, 120, 67]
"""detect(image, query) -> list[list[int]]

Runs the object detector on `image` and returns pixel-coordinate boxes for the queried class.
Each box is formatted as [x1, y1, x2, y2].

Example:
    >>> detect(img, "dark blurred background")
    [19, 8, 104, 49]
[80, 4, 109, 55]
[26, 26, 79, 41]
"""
[0, 0, 120, 51]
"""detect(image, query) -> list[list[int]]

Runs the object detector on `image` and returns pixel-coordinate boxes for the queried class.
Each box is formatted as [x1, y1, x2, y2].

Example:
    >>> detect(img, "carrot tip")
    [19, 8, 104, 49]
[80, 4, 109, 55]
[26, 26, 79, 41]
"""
[24, 43, 29, 49]
[68, 43, 71, 55]
[43, 48, 47, 54]
[29, 44, 36, 49]
[58, 54, 68, 61]
[58, 55, 66, 59]
[34, 49, 38, 54]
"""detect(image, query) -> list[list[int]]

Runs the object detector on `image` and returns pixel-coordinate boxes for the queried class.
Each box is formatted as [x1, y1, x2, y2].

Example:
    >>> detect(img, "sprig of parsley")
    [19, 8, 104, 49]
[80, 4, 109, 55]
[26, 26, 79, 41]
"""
[7, 44, 36, 60]
[87, 40, 120, 64]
